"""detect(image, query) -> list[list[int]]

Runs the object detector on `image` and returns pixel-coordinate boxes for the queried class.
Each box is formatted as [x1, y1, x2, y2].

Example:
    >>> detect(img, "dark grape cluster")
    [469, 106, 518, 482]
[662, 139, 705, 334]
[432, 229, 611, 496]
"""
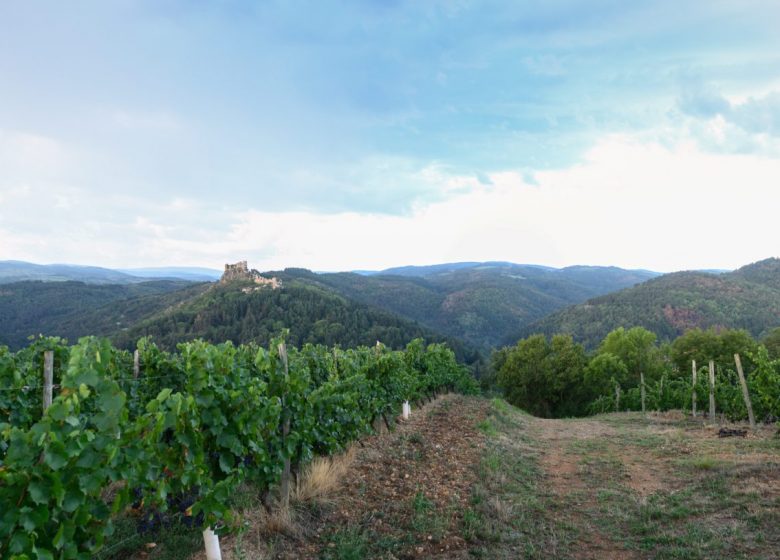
[134, 488, 202, 534]
[136, 511, 166, 534]
[130, 486, 143, 509]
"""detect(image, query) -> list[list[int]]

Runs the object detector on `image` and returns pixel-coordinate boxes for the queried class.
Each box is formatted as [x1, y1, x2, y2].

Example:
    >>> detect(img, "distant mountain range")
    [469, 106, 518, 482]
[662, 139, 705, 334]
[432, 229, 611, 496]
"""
[0, 258, 776, 355]
[115, 267, 223, 282]
[0, 261, 222, 284]
[0, 261, 145, 284]
[0, 260, 657, 352]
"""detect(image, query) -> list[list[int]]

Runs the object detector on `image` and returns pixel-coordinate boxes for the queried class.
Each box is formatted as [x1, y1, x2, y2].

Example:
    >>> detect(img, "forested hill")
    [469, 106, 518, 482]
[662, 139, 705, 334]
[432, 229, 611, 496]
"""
[0, 280, 207, 349]
[263, 264, 657, 348]
[0, 261, 656, 353]
[112, 278, 475, 360]
[517, 258, 780, 348]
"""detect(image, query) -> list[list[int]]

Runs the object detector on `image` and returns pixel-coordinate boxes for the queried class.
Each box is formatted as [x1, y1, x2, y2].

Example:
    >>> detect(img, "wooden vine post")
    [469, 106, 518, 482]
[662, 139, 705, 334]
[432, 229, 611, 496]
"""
[640, 372, 646, 413]
[42, 350, 54, 412]
[278, 342, 292, 509]
[734, 354, 756, 430]
[708, 360, 716, 419]
[691, 360, 697, 417]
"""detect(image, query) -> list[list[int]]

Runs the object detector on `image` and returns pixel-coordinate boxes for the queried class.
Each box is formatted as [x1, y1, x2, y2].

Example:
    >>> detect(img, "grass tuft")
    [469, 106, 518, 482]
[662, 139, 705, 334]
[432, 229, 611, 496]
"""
[476, 418, 498, 437]
[321, 527, 369, 560]
[293, 446, 355, 504]
[690, 456, 719, 471]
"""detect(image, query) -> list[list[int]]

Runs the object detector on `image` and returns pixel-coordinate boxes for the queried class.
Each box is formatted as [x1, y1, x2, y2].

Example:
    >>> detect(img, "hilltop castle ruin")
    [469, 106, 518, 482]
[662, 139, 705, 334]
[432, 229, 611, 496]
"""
[220, 261, 282, 290]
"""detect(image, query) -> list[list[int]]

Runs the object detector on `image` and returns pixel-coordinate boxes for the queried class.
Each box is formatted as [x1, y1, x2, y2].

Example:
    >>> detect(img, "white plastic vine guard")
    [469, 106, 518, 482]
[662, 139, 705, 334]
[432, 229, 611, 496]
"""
[203, 527, 222, 560]
[402, 400, 411, 420]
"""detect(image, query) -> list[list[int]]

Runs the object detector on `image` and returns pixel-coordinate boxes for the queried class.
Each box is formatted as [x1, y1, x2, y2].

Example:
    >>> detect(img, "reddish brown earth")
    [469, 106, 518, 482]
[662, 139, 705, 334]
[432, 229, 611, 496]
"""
[272, 394, 488, 559]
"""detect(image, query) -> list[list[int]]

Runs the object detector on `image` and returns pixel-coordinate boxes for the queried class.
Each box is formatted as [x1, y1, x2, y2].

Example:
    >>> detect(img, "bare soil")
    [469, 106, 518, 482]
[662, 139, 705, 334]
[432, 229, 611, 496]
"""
[269, 394, 489, 559]
[179, 401, 779, 560]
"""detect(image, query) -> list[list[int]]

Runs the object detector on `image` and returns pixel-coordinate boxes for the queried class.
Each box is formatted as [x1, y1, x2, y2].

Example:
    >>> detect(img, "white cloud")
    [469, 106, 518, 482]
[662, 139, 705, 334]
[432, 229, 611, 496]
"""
[1, 128, 777, 273]
[191, 134, 780, 273]
[678, 87, 780, 151]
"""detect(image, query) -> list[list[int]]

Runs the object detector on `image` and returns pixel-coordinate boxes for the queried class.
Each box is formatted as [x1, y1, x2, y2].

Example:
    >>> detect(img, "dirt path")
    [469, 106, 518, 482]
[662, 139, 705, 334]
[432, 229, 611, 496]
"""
[180, 400, 778, 560]
[521, 411, 780, 560]
[531, 417, 638, 560]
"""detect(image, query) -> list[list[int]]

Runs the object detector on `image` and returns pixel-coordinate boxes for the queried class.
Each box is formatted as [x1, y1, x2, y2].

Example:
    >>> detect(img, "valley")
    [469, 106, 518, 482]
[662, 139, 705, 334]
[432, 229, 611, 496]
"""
[2, 258, 777, 357]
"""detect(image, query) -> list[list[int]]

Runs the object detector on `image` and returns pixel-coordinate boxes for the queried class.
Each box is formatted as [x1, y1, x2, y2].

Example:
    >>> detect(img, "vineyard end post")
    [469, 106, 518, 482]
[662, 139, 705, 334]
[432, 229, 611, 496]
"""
[708, 360, 716, 420]
[734, 354, 756, 430]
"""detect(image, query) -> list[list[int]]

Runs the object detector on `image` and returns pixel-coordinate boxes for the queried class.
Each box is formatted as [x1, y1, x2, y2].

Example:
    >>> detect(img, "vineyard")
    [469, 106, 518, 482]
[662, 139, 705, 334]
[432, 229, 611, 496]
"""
[586, 347, 780, 422]
[494, 327, 780, 422]
[0, 335, 478, 559]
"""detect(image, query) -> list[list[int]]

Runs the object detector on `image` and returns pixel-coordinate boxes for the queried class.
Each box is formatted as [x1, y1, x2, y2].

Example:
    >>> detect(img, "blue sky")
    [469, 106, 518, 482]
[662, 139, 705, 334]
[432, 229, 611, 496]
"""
[1, 1, 779, 271]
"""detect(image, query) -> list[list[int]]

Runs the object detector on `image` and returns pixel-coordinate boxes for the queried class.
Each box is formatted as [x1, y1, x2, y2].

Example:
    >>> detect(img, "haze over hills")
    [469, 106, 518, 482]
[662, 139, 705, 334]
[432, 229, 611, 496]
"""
[0, 261, 147, 285]
[116, 267, 223, 282]
[2, 259, 654, 286]
[519, 258, 780, 348]
[0, 261, 222, 284]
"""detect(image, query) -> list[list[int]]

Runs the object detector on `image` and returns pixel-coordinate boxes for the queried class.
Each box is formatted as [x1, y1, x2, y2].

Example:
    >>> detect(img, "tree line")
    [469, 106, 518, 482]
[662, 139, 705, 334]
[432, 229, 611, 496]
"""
[490, 326, 780, 419]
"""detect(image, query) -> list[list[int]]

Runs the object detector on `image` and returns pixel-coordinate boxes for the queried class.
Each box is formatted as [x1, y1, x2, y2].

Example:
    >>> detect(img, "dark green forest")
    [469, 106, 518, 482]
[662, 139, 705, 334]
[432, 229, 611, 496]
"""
[0, 280, 205, 349]
[264, 264, 656, 348]
[113, 279, 477, 361]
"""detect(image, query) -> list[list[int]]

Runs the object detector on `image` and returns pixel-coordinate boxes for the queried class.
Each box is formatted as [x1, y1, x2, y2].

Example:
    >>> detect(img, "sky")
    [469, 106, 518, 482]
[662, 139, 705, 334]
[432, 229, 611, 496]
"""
[1, 0, 779, 273]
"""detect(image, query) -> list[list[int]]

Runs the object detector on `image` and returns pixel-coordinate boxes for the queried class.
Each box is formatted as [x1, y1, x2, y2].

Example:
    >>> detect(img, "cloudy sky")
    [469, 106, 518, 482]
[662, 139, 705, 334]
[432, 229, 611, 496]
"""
[1, 1, 779, 272]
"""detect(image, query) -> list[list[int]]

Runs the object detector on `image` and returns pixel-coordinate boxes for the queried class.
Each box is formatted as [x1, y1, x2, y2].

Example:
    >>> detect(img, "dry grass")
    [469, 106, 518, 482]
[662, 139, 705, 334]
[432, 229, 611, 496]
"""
[189, 495, 298, 559]
[256, 506, 297, 538]
[292, 446, 356, 505]
[187, 447, 359, 559]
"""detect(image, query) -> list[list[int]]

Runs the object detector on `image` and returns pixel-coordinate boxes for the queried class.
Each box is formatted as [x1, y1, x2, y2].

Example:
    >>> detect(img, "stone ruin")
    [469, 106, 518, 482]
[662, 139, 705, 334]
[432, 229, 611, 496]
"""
[220, 261, 282, 290]
[221, 261, 251, 282]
